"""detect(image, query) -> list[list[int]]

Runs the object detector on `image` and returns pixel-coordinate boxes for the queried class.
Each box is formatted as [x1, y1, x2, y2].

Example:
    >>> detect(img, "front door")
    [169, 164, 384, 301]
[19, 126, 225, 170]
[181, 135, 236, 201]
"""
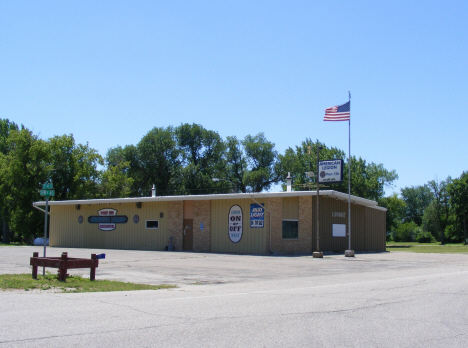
[183, 219, 193, 251]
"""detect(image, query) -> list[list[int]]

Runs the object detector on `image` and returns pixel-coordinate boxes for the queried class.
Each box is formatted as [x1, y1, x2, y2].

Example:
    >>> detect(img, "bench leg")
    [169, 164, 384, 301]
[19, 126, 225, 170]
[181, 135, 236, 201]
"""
[32, 252, 38, 279]
[90, 254, 97, 281]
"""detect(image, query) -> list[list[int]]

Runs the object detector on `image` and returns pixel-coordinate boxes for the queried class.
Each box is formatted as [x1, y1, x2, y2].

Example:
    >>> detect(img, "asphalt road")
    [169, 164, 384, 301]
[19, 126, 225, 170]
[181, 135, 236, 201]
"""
[1, 247, 468, 347]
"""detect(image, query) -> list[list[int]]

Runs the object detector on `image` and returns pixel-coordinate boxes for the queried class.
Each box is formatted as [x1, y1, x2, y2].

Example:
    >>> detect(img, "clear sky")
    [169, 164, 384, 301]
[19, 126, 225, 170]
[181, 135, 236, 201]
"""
[1, 1, 467, 196]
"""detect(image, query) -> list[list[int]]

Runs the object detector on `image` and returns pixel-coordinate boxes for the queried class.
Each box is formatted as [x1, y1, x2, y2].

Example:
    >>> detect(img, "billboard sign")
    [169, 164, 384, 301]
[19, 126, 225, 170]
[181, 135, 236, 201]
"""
[318, 159, 343, 183]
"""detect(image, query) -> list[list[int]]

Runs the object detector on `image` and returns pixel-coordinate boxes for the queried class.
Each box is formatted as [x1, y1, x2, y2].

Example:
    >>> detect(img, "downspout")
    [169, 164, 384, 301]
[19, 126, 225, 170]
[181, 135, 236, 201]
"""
[250, 196, 276, 253]
[32, 203, 50, 215]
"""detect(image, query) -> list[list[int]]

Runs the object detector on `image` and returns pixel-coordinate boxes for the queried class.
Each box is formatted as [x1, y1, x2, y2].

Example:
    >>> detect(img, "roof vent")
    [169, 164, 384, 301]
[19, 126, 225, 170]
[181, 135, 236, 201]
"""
[151, 184, 156, 197]
[286, 172, 292, 192]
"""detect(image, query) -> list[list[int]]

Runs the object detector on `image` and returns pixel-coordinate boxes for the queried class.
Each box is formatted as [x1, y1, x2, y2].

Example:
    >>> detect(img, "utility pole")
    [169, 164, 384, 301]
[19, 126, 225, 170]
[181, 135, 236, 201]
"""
[313, 146, 323, 258]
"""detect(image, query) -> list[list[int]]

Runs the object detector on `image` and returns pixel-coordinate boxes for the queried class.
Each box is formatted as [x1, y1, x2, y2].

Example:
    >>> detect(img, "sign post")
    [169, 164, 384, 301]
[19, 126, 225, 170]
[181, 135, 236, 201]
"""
[39, 182, 54, 276]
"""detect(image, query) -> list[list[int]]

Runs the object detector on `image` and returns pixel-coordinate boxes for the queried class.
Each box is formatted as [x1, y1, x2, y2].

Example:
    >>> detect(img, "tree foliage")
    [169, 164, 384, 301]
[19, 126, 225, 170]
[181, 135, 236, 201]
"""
[278, 138, 397, 201]
[378, 193, 406, 233]
[0, 128, 48, 242]
[446, 172, 468, 242]
[400, 185, 433, 226]
[0, 118, 408, 243]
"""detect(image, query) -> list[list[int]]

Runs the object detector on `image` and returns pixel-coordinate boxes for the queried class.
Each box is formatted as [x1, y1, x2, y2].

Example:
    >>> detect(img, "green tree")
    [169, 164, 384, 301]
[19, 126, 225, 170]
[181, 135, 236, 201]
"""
[175, 123, 225, 194]
[0, 128, 49, 242]
[220, 133, 282, 193]
[48, 135, 103, 200]
[242, 133, 282, 192]
[427, 178, 451, 244]
[446, 172, 468, 242]
[100, 161, 134, 198]
[278, 138, 397, 201]
[133, 127, 181, 196]
[0, 119, 20, 242]
[0, 119, 19, 155]
[278, 139, 345, 192]
[220, 136, 248, 193]
[400, 185, 433, 226]
[343, 158, 398, 201]
[392, 221, 421, 242]
[378, 193, 406, 234]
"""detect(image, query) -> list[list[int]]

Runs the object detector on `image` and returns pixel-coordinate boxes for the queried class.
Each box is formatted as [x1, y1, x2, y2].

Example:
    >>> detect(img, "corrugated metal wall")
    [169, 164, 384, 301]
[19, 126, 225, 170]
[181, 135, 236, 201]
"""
[365, 207, 386, 251]
[310, 196, 386, 252]
[210, 198, 267, 254]
[314, 197, 349, 252]
[50, 202, 169, 251]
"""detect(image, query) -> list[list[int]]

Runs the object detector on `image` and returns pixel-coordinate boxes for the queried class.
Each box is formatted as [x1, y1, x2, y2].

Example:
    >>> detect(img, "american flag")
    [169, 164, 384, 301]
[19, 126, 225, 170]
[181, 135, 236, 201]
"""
[324, 101, 350, 121]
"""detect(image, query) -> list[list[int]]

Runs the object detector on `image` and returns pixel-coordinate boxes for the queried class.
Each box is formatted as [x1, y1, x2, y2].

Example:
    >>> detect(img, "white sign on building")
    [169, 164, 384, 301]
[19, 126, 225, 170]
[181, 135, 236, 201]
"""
[228, 205, 243, 243]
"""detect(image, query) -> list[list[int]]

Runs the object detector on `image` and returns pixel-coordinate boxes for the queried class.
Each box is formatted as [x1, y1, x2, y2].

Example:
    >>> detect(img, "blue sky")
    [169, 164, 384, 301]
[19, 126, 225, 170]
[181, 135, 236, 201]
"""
[1, 1, 467, 196]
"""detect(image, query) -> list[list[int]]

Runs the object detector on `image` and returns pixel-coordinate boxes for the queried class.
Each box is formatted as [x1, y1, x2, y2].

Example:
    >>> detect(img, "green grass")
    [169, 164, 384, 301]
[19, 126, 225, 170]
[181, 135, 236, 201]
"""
[387, 242, 468, 254]
[0, 273, 176, 293]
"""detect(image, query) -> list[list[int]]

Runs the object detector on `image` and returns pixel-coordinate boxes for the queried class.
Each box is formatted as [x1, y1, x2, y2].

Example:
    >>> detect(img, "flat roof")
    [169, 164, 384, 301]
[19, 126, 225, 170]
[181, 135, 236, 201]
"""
[33, 190, 387, 211]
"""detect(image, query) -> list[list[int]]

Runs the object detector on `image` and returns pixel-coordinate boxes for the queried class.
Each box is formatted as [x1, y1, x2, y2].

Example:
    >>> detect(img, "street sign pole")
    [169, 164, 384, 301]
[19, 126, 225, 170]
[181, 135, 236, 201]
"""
[43, 194, 49, 276]
[39, 181, 54, 277]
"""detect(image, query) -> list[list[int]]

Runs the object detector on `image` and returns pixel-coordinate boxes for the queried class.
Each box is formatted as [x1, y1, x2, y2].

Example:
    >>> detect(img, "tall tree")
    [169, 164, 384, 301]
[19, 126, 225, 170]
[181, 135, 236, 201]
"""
[447, 171, 468, 242]
[175, 123, 225, 194]
[378, 193, 406, 233]
[134, 126, 181, 196]
[0, 119, 20, 242]
[220, 133, 282, 193]
[0, 119, 19, 155]
[220, 136, 248, 193]
[278, 139, 345, 192]
[0, 128, 49, 241]
[278, 138, 397, 201]
[427, 178, 451, 244]
[242, 133, 282, 192]
[400, 185, 433, 226]
[100, 161, 134, 198]
[48, 135, 103, 200]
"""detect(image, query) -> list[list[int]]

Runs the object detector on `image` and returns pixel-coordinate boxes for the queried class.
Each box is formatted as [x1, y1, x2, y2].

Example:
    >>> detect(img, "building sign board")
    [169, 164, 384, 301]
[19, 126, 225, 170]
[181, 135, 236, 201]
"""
[88, 208, 128, 231]
[332, 212, 346, 218]
[228, 205, 243, 243]
[250, 203, 264, 228]
[318, 159, 343, 183]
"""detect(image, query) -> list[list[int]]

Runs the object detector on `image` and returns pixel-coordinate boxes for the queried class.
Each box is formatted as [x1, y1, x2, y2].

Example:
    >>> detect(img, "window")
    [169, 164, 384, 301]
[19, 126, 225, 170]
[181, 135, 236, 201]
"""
[146, 220, 159, 229]
[282, 220, 298, 239]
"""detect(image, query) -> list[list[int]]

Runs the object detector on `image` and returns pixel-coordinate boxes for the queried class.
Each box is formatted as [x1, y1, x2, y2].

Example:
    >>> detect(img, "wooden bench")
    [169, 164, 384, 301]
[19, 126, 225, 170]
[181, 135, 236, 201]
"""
[30, 252, 99, 281]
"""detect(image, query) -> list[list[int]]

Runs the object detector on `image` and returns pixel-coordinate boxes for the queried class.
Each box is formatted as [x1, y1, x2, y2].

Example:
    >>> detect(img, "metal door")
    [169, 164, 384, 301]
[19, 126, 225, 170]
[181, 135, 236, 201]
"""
[183, 219, 193, 251]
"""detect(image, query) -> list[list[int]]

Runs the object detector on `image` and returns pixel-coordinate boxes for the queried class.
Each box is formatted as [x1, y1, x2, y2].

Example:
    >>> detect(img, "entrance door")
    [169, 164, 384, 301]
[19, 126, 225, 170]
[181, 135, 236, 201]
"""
[183, 219, 193, 251]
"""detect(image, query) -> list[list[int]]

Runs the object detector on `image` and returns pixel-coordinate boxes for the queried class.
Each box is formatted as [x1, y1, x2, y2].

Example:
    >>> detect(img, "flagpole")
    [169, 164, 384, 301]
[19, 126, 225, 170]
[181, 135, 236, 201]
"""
[346, 91, 354, 257]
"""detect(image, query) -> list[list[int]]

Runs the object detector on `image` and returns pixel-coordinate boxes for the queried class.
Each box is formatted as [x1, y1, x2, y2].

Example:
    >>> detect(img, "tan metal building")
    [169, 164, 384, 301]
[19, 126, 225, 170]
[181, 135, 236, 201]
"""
[33, 190, 387, 254]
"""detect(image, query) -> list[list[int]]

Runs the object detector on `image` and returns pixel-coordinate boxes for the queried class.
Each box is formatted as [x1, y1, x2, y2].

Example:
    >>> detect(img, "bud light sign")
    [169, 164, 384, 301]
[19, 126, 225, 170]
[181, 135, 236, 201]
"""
[250, 203, 264, 228]
[228, 205, 243, 243]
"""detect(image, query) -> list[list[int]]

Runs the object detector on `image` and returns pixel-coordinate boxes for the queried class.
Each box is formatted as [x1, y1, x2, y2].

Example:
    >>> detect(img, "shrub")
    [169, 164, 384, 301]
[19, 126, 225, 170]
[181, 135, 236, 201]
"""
[415, 230, 435, 243]
[392, 222, 421, 242]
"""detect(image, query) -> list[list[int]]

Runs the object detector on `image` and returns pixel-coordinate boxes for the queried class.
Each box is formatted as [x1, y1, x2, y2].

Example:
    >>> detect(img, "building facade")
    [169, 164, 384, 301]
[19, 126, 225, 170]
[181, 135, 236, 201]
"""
[34, 190, 387, 254]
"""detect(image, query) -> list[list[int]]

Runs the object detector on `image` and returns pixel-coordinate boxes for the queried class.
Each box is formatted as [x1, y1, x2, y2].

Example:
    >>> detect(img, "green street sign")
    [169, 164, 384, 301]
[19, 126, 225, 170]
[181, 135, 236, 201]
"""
[40, 189, 55, 197]
[42, 183, 54, 190]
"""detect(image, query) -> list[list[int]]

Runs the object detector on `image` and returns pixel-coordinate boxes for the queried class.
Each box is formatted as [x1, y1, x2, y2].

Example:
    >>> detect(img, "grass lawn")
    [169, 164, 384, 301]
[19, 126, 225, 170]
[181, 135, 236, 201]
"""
[0, 273, 176, 293]
[387, 242, 468, 254]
